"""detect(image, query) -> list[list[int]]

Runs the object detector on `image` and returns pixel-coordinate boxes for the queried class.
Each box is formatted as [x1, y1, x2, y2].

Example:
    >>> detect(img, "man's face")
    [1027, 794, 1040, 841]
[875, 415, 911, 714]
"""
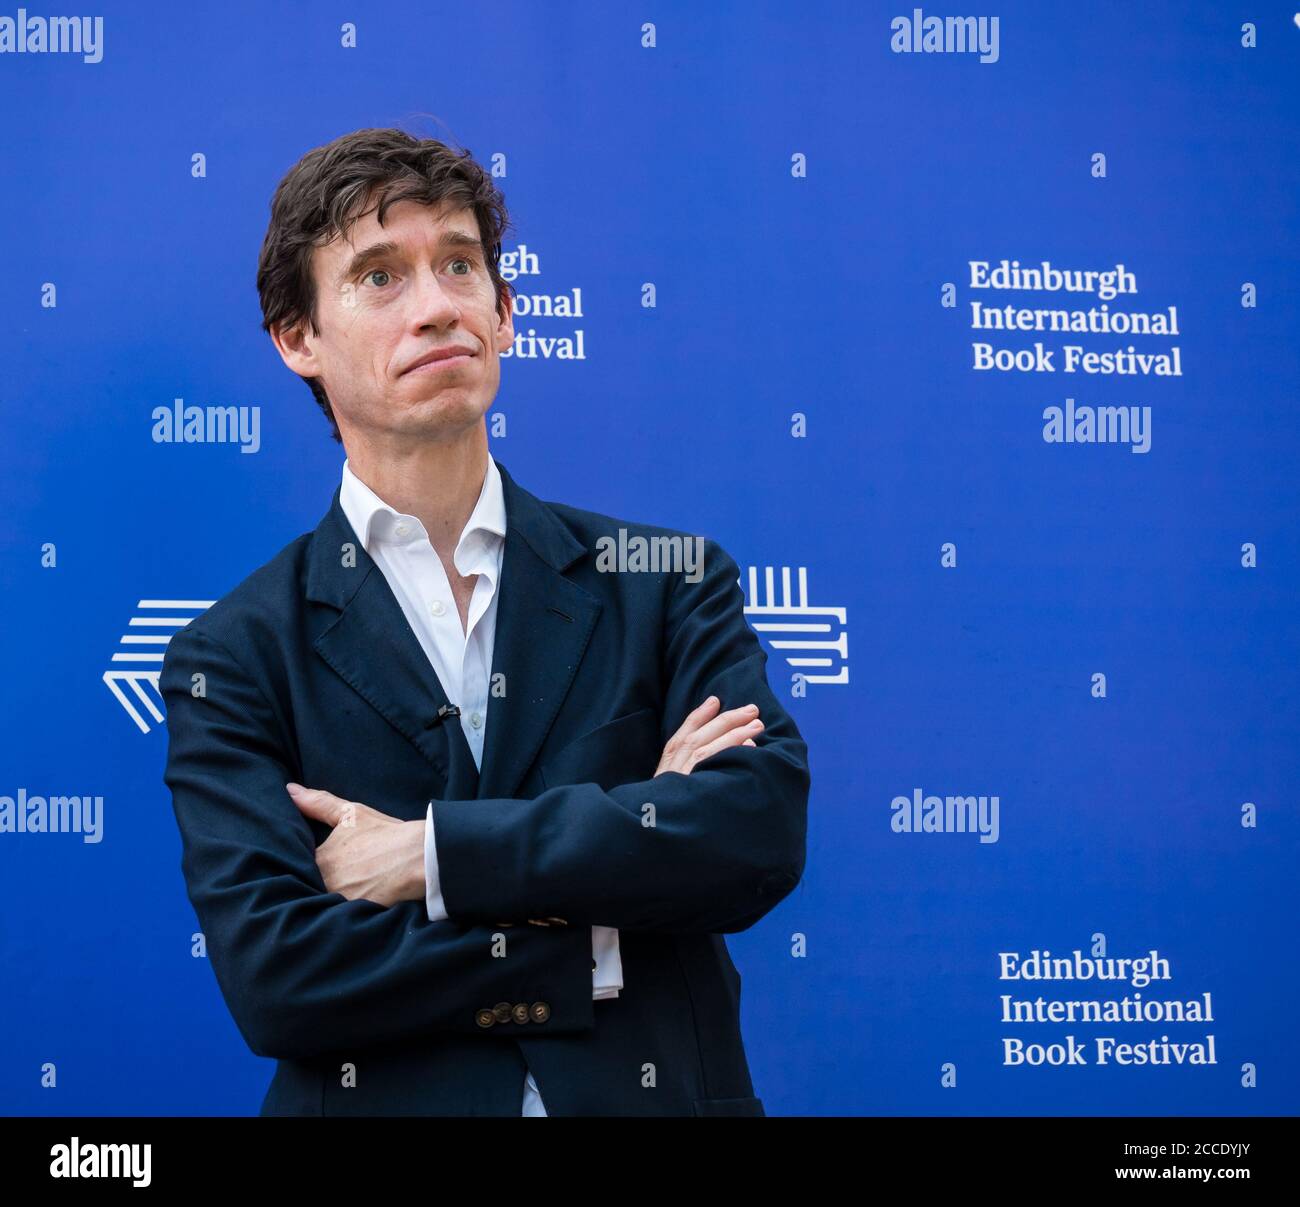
[276, 197, 514, 445]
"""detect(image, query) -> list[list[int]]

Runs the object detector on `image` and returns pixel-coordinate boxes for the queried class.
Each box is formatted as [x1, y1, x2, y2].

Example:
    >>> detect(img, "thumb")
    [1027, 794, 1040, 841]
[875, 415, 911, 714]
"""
[286, 783, 350, 827]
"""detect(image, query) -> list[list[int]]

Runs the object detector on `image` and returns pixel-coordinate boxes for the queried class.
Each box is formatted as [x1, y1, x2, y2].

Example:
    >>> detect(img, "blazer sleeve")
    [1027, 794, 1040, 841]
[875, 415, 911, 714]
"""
[160, 625, 595, 1063]
[431, 537, 811, 934]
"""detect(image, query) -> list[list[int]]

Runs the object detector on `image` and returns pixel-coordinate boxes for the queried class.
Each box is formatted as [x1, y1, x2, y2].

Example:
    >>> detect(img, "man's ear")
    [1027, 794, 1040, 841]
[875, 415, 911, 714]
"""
[494, 289, 515, 354]
[270, 318, 319, 378]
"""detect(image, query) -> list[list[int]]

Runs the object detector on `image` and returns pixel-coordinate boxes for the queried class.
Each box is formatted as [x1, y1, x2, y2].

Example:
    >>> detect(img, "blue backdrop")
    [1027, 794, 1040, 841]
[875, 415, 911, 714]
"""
[2, 0, 1297, 1116]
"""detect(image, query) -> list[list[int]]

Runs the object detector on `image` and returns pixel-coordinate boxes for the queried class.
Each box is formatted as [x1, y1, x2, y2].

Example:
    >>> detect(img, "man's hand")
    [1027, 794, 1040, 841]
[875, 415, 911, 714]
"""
[654, 695, 762, 777]
[286, 695, 760, 912]
[286, 783, 425, 907]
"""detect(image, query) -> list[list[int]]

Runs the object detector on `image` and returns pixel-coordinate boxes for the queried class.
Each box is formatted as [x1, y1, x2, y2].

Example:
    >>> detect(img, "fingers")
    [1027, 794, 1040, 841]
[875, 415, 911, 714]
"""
[659, 696, 765, 775]
[285, 783, 350, 827]
[690, 702, 762, 750]
[671, 697, 759, 748]
[667, 695, 721, 745]
[690, 716, 764, 766]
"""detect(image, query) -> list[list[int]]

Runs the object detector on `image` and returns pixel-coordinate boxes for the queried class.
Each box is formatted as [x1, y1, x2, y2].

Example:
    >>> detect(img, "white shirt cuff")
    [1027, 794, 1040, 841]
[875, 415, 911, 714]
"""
[425, 800, 449, 923]
[592, 925, 623, 999]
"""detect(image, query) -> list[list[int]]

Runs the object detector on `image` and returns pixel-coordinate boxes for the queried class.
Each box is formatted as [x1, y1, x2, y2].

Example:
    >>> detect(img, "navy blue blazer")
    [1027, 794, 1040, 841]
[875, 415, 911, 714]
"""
[160, 458, 810, 1116]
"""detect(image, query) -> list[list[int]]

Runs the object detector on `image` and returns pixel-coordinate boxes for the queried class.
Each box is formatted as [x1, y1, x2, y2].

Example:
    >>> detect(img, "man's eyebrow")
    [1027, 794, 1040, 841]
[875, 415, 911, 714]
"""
[336, 231, 486, 287]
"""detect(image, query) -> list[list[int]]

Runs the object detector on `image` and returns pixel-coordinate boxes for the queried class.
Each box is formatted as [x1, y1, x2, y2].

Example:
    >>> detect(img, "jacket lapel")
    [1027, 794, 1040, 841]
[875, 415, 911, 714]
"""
[303, 457, 601, 804]
[476, 460, 602, 800]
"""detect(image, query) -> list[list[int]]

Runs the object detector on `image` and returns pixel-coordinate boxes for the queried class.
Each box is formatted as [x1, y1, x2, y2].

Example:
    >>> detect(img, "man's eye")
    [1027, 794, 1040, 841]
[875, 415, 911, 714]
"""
[362, 269, 391, 287]
[449, 258, 474, 276]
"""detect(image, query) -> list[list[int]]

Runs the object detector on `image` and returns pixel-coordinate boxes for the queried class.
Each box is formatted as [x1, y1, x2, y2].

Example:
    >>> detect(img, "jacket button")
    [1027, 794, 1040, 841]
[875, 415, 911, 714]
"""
[511, 1003, 530, 1025]
[492, 1001, 513, 1024]
[529, 1001, 551, 1023]
[592, 958, 598, 971]
[475, 1008, 495, 1028]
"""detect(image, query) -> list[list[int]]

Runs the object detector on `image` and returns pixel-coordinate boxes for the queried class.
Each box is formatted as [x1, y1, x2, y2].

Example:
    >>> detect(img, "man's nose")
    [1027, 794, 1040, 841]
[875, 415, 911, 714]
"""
[407, 264, 460, 329]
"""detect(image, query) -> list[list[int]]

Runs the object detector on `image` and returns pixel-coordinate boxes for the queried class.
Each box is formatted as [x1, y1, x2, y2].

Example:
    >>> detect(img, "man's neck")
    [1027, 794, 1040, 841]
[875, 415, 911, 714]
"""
[343, 423, 490, 564]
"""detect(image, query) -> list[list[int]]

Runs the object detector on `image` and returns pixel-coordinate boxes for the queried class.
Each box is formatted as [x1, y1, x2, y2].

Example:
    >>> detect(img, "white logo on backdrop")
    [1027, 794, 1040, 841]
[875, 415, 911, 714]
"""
[741, 566, 848, 685]
[104, 600, 215, 733]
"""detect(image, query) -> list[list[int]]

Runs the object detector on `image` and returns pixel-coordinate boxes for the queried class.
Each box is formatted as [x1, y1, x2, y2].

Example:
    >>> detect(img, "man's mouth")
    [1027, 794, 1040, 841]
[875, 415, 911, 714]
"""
[402, 348, 476, 374]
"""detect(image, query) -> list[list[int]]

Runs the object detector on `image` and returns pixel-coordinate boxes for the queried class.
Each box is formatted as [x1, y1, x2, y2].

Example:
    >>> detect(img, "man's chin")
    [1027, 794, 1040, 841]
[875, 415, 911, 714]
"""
[390, 392, 490, 433]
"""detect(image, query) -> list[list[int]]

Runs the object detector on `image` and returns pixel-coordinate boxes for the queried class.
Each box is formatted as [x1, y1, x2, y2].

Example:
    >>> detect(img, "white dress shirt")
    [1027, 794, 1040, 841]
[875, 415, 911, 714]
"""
[339, 453, 623, 1117]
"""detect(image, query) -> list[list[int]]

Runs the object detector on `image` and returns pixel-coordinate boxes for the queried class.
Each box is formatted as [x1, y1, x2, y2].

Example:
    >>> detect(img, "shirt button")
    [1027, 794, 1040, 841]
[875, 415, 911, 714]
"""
[429, 600, 446, 616]
[394, 522, 410, 538]
[470, 711, 482, 728]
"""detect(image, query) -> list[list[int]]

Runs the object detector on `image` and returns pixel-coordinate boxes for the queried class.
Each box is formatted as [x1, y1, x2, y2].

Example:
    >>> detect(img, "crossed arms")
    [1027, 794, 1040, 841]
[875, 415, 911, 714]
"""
[284, 694, 771, 916]
[160, 539, 810, 1062]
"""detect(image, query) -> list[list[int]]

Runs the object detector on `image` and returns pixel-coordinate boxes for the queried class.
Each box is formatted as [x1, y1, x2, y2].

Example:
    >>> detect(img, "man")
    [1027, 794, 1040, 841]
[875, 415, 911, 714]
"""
[160, 127, 810, 1117]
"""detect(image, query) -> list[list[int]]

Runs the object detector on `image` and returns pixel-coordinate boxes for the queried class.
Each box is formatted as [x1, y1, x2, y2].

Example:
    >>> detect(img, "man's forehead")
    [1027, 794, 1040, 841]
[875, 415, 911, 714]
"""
[322, 199, 478, 258]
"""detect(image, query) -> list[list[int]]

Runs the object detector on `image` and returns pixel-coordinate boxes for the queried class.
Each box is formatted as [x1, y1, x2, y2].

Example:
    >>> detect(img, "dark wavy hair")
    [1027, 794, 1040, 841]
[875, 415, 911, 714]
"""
[256, 127, 515, 442]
